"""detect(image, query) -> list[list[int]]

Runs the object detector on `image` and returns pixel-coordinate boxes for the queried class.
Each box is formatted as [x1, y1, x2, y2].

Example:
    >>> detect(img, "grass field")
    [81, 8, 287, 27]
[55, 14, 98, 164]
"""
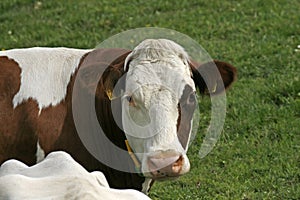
[1, 0, 299, 199]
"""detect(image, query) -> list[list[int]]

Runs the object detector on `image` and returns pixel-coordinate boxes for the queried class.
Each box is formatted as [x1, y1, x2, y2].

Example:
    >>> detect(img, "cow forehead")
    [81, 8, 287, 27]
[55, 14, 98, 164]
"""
[126, 60, 195, 100]
[124, 39, 195, 97]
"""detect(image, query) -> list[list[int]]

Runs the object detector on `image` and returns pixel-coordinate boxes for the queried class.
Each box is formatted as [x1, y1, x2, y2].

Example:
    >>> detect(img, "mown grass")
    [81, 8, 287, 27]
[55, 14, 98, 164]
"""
[1, 0, 299, 199]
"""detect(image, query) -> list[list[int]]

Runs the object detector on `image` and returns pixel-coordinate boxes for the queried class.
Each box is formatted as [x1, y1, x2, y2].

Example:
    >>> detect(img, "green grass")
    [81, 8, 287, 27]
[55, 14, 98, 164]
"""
[1, 0, 299, 199]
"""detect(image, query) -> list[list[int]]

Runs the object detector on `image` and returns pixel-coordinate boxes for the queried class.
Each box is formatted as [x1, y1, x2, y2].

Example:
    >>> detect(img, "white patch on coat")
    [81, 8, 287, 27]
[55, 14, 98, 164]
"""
[122, 39, 195, 175]
[36, 140, 45, 163]
[0, 47, 91, 112]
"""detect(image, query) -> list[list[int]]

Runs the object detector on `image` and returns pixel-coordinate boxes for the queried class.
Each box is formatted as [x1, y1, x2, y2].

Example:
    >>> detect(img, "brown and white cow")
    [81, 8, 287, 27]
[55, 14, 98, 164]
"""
[0, 39, 236, 193]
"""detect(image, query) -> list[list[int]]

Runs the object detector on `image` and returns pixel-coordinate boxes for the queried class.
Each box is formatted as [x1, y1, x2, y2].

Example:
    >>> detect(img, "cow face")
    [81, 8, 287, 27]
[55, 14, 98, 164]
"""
[116, 39, 194, 179]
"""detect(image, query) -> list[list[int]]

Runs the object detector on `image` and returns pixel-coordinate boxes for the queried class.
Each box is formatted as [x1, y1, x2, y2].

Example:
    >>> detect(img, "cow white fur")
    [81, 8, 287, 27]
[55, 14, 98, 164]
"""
[122, 39, 194, 176]
[0, 151, 151, 200]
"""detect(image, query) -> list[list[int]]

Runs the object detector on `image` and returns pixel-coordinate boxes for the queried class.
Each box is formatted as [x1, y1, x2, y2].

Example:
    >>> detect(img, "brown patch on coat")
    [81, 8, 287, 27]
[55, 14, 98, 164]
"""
[0, 56, 38, 165]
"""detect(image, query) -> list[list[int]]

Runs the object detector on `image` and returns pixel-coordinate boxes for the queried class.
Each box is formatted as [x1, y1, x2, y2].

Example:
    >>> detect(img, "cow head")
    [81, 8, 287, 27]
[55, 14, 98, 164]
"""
[112, 39, 236, 179]
[78, 39, 236, 180]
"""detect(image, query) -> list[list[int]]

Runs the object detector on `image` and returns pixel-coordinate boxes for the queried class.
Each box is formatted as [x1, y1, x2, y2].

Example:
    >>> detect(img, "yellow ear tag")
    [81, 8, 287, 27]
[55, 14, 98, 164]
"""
[106, 90, 113, 100]
[211, 83, 217, 93]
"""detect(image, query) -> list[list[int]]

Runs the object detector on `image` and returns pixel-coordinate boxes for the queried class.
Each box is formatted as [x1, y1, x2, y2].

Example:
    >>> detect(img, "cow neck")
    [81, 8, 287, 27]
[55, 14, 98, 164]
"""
[100, 50, 144, 176]
[75, 49, 146, 191]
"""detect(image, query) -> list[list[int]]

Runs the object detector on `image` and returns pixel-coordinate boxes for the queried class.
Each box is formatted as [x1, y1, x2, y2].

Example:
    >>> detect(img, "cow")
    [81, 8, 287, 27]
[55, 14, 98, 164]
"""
[0, 39, 237, 193]
[0, 151, 151, 200]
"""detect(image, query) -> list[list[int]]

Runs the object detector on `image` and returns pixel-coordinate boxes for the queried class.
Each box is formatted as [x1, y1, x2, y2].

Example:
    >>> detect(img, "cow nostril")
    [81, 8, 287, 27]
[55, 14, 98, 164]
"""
[172, 162, 181, 173]
[172, 156, 183, 174]
[160, 172, 166, 176]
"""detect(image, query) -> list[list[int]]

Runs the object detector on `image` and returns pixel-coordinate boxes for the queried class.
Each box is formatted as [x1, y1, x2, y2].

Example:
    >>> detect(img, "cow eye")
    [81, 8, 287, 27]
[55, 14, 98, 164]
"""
[126, 95, 133, 103]
[188, 92, 196, 104]
[125, 95, 136, 106]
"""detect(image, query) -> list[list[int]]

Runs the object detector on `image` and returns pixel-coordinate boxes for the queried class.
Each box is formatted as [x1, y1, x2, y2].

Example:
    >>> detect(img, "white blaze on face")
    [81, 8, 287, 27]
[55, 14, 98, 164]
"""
[122, 39, 195, 175]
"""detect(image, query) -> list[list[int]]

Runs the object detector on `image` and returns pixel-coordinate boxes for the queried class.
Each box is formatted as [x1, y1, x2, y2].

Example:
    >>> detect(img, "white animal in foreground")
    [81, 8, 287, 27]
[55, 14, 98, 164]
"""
[0, 151, 151, 200]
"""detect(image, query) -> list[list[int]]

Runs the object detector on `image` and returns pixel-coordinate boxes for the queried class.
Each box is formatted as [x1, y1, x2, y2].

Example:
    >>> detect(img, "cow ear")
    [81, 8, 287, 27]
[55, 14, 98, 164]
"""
[78, 49, 130, 99]
[190, 60, 237, 95]
[77, 62, 107, 95]
[78, 63, 126, 100]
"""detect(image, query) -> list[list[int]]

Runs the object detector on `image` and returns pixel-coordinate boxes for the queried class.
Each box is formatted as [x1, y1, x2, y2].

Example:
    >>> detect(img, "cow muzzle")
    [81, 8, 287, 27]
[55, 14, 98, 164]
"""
[146, 151, 189, 180]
